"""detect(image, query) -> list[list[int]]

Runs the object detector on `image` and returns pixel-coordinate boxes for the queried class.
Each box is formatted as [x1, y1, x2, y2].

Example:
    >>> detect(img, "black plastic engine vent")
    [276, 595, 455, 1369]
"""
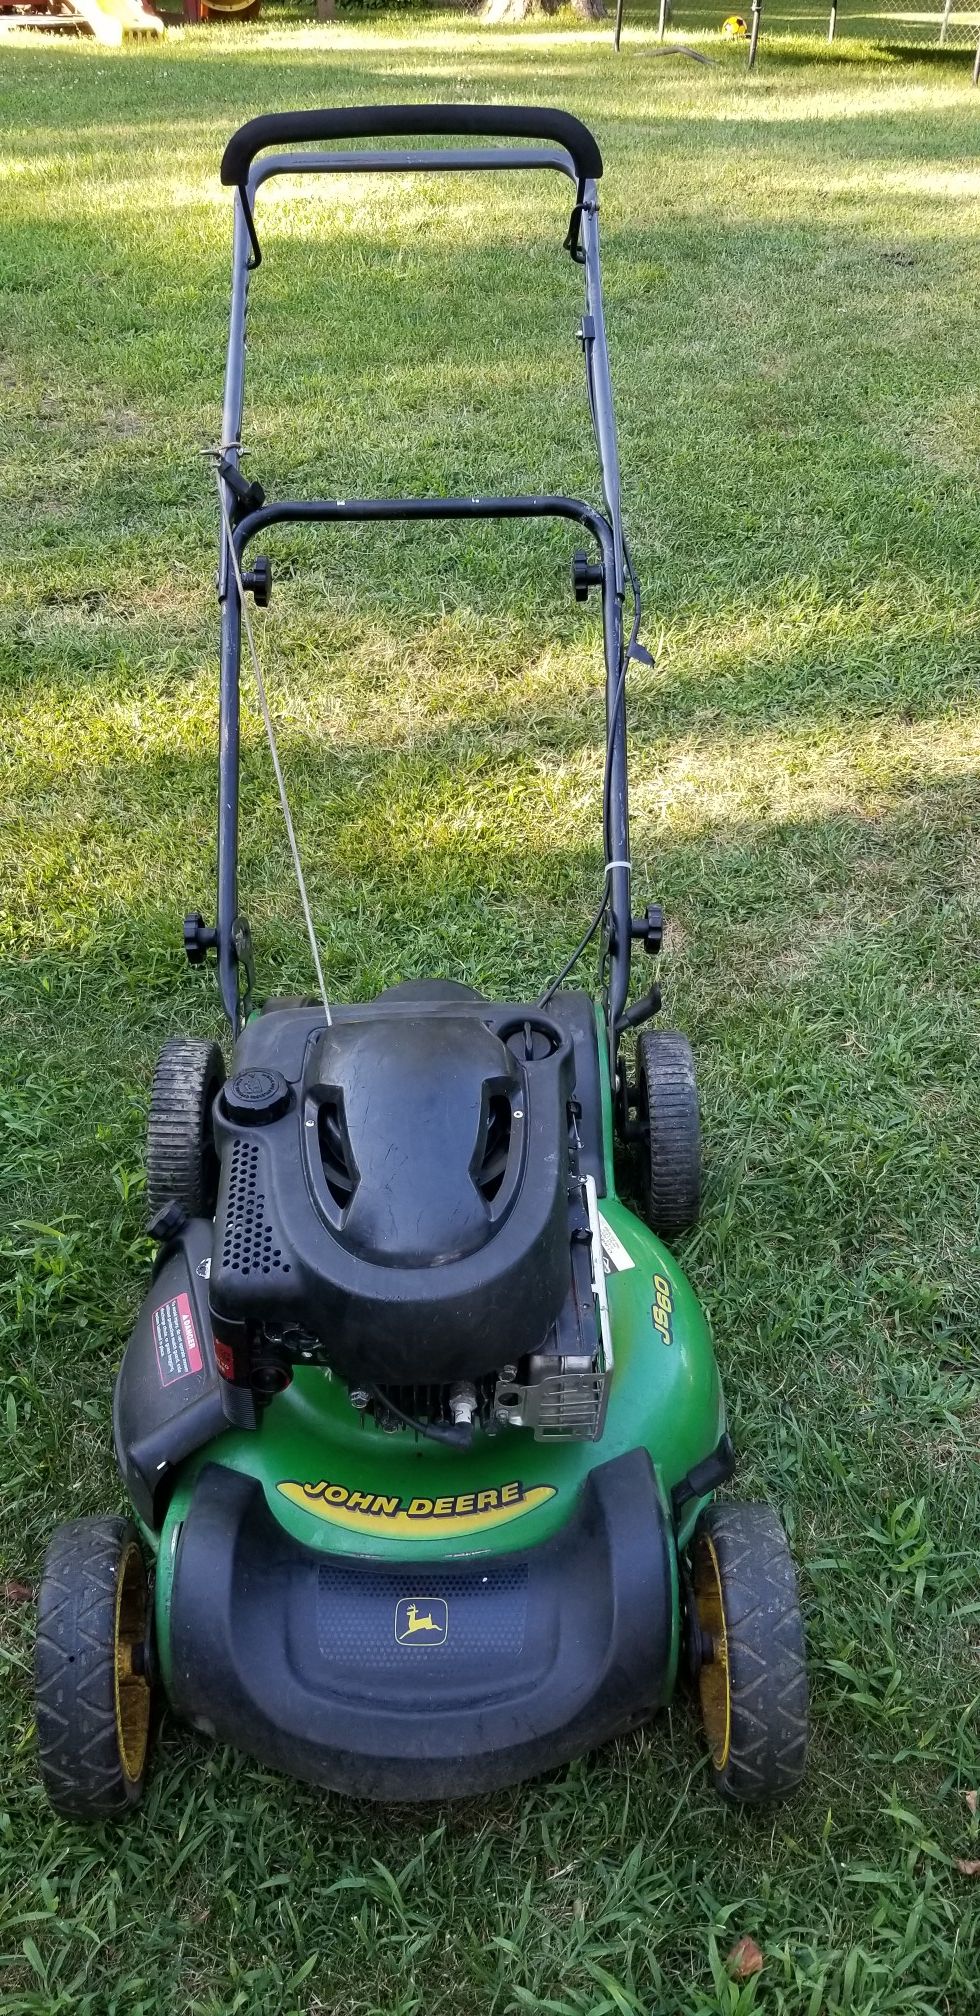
[222, 1138, 289, 1276]
[476, 1093, 513, 1204]
[317, 1096, 358, 1212]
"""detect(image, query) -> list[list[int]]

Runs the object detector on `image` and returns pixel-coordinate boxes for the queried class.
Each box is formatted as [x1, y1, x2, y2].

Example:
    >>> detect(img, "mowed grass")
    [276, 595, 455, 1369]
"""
[1, 16, 979, 2014]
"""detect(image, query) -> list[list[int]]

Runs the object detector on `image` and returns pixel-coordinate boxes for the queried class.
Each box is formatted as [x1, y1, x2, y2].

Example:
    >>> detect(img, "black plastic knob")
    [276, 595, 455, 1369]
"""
[183, 911, 215, 966]
[147, 1199, 189, 1243]
[222, 1067, 291, 1126]
[631, 903, 664, 955]
[571, 549, 604, 602]
[243, 556, 272, 607]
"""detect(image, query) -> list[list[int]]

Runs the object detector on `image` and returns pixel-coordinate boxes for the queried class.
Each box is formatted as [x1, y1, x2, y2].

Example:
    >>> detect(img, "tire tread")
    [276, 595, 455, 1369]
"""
[637, 1028, 701, 1238]
[35, 1516, 150, 1821]
[146, 1036, 224, 1219]
[695, 1501, 809, 1803]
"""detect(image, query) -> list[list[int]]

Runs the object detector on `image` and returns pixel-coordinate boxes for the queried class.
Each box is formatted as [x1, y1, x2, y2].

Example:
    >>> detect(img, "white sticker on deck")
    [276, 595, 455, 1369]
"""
[598, 1216, 635, 1274]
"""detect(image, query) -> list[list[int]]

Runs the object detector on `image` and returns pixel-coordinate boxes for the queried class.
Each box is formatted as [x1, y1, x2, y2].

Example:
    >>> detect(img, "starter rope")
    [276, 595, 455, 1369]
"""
[214, 469, 333, 1027]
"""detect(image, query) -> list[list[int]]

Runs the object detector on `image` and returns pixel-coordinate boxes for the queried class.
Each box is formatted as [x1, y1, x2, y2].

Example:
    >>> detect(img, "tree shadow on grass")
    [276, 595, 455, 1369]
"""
[5, 739, 975, 1004]
[6, 164, 978, 648]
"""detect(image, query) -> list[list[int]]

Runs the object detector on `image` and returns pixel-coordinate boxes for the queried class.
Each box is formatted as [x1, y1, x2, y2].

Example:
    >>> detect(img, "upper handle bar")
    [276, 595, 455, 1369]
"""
[220, 104, 603, 197]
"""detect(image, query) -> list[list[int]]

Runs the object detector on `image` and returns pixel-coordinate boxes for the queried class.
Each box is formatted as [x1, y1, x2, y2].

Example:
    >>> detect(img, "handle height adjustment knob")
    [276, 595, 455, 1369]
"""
[241, 556, 272, 607]
[183, 911, 217, 966]
[571, 549, 604, 602]
[631, 903, 665, 955]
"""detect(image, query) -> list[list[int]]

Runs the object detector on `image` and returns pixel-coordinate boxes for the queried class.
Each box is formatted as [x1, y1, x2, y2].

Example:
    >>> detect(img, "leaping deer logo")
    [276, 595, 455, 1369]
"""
[404, 1604, 439, 1634]
[395, 1597, 448, 1645]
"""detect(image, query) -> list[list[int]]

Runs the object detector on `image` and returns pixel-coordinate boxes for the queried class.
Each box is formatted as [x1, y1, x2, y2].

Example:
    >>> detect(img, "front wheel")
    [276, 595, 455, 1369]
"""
[689, 1501, 808, 1802]
[35, 1517, 154, 1820]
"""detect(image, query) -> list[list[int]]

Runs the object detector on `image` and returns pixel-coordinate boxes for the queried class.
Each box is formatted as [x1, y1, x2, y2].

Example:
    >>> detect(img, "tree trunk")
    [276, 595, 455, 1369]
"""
[482, 0, 603, 23]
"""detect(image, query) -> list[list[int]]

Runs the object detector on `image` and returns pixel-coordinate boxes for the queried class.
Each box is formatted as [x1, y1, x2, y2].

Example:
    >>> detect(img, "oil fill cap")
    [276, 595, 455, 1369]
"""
[223, 1067, 291, 1125]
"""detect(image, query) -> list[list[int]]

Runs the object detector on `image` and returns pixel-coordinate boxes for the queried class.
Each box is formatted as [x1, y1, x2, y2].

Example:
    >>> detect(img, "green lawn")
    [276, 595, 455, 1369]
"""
[1, 16, 979, 2015]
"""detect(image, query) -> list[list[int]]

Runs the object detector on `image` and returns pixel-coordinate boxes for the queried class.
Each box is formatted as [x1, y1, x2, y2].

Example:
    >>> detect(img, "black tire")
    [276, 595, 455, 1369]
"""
[35, 1517, 154, 1821]
[636, 1029, 701, 1238]
[690, 1502, 808, 1803]
[146, 1036, 224, 1221]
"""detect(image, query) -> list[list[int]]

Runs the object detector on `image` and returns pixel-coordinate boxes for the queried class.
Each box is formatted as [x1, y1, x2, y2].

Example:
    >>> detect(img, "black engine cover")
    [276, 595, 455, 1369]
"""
[209, 984, 602, 1386]
[314, 1010, 521, 1267]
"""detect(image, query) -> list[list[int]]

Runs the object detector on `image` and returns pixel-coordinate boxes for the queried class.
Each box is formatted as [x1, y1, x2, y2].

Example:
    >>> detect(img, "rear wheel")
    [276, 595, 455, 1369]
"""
[146, 1036, 224, 1220]
[636, 1029, 701, 1238]
[690, 1502, 808, 1802]
[35, 1517, 154, 1820]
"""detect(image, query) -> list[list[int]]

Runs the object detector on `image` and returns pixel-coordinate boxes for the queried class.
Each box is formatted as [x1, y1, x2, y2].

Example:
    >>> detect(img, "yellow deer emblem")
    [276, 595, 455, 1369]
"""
[403, 1604, 439, 1634]
[394, 1597, 449, 1645]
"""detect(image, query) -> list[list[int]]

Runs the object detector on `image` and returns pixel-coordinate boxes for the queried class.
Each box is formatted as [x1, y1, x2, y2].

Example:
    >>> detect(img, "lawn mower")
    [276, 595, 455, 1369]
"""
[34, 106, 808, 1817]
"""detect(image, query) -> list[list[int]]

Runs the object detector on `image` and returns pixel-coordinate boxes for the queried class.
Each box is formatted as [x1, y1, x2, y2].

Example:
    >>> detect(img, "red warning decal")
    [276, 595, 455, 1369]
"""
[153, 1290, 204, 1387]
[213, 1336, 236, 1382]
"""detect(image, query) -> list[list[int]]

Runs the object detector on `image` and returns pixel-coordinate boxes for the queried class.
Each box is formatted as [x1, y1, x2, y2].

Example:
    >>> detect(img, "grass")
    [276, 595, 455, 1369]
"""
[1, 13, 980, 2013]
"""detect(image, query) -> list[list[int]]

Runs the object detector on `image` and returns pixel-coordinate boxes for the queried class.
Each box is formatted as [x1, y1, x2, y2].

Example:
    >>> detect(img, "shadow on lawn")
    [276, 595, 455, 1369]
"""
[7, 177, 977, 617]
[11, 743, 973, 986]
[7, 553, 978, 754]
[11, 38, 980, 174]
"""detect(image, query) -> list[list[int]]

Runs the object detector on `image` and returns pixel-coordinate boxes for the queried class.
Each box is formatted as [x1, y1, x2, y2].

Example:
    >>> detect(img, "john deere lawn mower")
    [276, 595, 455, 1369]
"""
[35, 107, 808, 1817]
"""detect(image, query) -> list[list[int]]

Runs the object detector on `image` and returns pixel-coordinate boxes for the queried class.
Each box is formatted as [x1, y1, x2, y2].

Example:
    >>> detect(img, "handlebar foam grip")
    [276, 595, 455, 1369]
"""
[220, 104, 603, 190]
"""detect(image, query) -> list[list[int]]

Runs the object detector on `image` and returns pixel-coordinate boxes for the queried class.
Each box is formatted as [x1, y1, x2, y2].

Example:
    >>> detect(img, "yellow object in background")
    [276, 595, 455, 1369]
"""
[722, 12, 748, 32]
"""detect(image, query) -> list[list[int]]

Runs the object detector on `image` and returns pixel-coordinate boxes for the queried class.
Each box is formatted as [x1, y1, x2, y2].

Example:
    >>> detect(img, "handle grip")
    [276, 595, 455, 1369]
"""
[220, 103, 603, 192]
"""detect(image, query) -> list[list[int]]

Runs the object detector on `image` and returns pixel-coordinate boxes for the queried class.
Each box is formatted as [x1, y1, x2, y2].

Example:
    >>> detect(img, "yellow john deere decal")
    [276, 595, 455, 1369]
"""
[277, 1477, 557, 1538]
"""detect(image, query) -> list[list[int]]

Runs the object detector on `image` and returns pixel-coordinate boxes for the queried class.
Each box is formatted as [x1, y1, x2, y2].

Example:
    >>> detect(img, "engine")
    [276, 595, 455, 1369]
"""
[206, 985, 613, 1442]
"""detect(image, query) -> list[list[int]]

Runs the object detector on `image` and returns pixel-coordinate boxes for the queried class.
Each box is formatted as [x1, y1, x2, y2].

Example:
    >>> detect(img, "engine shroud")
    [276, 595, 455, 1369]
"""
[208, 984, 605, 1388]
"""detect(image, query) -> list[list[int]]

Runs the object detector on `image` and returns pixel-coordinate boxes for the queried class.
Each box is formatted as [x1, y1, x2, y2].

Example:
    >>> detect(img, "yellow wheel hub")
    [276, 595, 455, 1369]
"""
[693, 1534, 731, 1769]
[114, 1543, 151, 1785]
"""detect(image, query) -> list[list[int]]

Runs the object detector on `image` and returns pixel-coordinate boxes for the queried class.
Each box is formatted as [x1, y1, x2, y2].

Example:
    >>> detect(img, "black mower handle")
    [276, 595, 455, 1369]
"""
[220, 104, 603, 192]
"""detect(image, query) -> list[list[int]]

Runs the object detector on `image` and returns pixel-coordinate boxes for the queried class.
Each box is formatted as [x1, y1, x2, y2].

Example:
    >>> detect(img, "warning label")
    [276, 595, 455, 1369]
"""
[153, 1291, 204, 1387]
[598, 1215, 635, 1274]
